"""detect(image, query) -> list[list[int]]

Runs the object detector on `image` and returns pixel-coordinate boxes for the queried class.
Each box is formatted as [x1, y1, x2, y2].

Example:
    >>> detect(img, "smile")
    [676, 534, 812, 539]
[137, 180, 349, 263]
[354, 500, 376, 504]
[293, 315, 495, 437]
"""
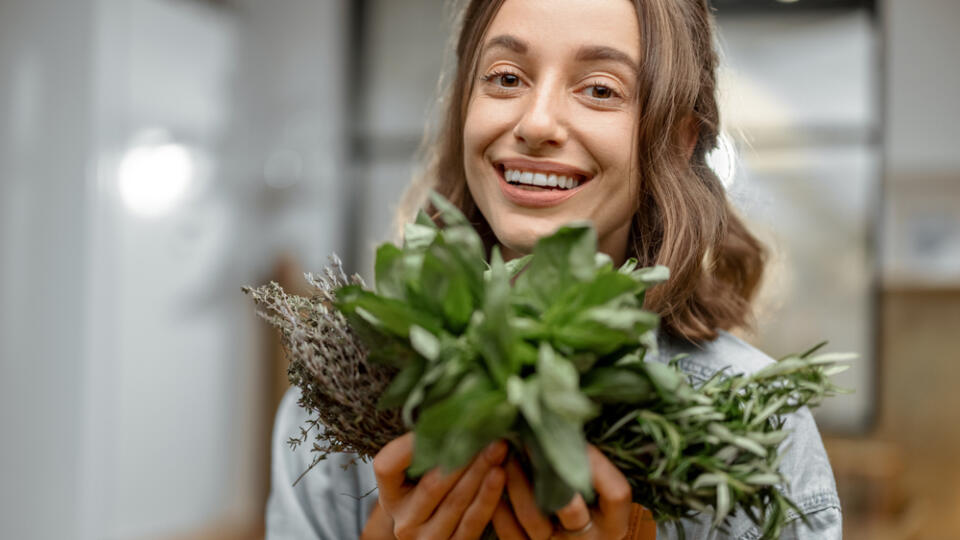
[504, 168, 582, 190]
[493, 162, 592, 208]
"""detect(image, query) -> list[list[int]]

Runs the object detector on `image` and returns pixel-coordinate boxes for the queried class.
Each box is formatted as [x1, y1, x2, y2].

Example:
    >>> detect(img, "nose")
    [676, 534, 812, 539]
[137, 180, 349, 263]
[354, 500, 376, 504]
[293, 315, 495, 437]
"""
[512, 80, 567, 150]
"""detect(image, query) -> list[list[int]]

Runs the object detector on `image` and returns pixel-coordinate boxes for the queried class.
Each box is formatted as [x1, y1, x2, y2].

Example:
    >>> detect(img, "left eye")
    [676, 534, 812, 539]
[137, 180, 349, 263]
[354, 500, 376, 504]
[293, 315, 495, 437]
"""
[585, 84, 617, 99]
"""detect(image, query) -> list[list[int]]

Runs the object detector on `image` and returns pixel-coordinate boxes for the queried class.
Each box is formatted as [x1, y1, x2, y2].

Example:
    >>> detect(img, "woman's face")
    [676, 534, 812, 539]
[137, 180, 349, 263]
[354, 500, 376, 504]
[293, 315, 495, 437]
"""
[463, 0, 641, 263]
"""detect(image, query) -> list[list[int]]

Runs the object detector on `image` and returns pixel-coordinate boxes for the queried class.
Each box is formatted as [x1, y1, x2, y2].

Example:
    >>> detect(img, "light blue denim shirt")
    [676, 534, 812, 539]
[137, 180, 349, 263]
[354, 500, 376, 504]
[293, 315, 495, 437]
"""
[266, 330, 842, 539]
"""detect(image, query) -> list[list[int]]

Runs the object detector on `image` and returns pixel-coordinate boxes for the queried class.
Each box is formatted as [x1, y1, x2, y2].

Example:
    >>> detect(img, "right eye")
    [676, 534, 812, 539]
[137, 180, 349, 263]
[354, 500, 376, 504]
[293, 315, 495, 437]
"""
[481, 69, 522, 89]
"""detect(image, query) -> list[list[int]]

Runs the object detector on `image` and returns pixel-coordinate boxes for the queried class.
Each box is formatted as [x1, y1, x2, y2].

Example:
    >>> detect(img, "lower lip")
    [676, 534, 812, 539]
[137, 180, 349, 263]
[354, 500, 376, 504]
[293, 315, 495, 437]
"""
[495, 165, 590, 208]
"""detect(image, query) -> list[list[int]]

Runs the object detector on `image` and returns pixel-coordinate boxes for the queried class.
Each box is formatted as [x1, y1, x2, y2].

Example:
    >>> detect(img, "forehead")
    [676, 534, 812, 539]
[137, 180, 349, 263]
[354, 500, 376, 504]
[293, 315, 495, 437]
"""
[483, 0, 640, 62]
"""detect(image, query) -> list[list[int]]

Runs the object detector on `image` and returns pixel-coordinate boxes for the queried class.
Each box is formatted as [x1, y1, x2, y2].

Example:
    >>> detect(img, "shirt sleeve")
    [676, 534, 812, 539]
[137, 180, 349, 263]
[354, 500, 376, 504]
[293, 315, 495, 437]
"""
[265, 387, 380, 540]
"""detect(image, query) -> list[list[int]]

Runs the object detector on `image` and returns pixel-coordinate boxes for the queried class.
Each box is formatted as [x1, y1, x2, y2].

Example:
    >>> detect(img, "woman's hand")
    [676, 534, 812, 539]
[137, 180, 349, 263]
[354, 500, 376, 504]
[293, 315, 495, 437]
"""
[365, 432, 508, 540]
[491, 444, 636, 540]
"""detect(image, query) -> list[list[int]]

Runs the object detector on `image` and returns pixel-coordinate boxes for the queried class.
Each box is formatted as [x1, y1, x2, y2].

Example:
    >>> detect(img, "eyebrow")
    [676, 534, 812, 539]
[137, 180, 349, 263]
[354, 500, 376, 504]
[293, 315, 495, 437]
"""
[480, 34, 639, 78]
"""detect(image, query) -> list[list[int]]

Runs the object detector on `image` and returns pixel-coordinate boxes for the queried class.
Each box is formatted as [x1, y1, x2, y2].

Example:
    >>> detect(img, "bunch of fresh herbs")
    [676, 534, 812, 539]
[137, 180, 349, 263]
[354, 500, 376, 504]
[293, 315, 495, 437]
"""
[245, 192, 849, 538]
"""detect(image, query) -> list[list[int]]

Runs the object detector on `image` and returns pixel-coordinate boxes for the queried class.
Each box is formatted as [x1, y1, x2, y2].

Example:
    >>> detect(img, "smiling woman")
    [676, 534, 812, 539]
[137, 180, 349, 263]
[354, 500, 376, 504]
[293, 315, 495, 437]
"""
[265, 1, 841, 539]
[405, 0, 768, 344]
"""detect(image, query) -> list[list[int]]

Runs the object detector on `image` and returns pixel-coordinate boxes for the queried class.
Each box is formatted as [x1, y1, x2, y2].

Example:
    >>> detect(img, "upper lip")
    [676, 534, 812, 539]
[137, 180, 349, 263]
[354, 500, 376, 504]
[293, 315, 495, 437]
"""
[495, 158, 594, 181]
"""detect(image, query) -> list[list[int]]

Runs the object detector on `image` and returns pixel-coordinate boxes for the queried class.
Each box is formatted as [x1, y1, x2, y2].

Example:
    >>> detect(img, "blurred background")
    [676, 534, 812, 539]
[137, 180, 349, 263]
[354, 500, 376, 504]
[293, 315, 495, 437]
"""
[0, 0, 957, 538]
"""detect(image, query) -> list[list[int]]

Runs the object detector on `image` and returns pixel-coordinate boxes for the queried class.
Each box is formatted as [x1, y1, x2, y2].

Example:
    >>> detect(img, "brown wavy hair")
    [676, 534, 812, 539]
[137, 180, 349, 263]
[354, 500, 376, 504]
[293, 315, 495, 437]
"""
[395, 0, 767, 343]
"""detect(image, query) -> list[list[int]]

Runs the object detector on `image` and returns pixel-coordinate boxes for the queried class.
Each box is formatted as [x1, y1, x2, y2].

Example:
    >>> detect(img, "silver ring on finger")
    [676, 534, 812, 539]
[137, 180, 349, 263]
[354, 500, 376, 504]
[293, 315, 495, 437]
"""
[562, 518, 593, 536]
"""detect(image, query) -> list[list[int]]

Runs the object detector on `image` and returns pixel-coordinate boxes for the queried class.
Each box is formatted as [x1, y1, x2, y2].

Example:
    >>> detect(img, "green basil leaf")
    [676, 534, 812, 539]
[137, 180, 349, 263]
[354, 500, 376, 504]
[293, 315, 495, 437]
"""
[410, 375, 516, 476]
[409, 325, 440, 361]
[523, 430, 580, 513]
[475, 247, 517, 386]
[414, 209, 436, 228]
[528, 405, 593, 500]
[378, 356, 427, 409]
[336, 285, 443, 337]
[514, 224, 597, 310]
[403, 222, 437, 250]
[374, 243, 406, 300]
[428, 190, 469, 226]
[581, 367, 657, 404]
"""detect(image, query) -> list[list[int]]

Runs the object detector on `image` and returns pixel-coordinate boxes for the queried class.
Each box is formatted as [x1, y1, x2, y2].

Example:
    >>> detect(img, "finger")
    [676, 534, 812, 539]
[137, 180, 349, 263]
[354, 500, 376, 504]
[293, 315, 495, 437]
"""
[555, 493, 591, 533]
[451, 466, 506, 540]
[428, 440, 508, 538]
[504, 458, 553, 540]
[372, 433, 414, 508]
[586, 445, 632, 527]
[492, 498, 528, 540]
[403, 461, 471, 526]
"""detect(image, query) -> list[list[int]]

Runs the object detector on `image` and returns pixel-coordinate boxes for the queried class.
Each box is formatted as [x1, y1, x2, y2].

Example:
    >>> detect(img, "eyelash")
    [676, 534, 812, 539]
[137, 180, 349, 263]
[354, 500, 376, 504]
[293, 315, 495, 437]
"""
[479, 68, 623, 103]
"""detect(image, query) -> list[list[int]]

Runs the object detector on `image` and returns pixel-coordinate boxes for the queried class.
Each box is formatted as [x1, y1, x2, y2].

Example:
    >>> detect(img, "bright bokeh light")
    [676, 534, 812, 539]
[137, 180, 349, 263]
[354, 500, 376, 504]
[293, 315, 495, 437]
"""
[706, 131, 738, 189]
[118, 142, 193, 216]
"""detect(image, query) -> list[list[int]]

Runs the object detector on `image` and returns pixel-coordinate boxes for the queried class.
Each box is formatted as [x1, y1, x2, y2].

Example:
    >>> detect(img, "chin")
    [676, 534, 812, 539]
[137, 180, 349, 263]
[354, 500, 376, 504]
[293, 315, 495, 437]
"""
[490, 211, 566, 257]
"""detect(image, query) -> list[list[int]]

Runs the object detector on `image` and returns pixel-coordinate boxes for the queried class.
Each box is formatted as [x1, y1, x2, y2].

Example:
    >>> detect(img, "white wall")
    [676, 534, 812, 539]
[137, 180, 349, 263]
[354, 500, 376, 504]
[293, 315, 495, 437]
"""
[0, 0, 348, 538]
[0, 2, 96, 538]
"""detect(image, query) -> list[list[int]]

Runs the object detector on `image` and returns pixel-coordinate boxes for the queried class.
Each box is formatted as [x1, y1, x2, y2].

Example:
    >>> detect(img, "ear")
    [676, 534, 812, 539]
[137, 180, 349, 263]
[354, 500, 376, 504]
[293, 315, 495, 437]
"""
[681, 114, 699, 161]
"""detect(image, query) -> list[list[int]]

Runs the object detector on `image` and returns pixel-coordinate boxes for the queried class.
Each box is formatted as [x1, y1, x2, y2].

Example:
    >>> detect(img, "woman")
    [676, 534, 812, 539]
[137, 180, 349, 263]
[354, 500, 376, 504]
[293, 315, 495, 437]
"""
[266, 0, 842, 538]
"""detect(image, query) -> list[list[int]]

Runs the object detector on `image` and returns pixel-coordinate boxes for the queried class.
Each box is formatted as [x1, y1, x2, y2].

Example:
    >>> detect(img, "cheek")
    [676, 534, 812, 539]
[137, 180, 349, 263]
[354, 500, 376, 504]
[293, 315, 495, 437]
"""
[582, 116, 636, 174]
[464, 98, 514, 155]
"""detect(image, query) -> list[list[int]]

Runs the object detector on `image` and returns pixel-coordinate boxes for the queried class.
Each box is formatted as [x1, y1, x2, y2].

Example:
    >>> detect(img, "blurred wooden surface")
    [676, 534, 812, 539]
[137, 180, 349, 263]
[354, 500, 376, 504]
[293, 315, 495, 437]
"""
[826, 287, 960, 540]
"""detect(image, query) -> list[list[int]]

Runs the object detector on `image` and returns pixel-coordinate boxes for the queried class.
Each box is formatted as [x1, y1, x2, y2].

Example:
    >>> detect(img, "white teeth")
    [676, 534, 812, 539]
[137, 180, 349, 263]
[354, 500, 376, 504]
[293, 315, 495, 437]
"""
[503, 167, 582, 190]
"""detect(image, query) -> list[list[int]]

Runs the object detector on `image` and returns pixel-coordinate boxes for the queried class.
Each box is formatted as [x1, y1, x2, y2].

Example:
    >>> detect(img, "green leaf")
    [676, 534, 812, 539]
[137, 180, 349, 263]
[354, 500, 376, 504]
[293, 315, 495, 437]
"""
[528, 406, 593, 501]
[474, 247, 517, 386]
[551, 321, 635, 355]
[374, 243, 406, 300]
[714, 481, 732, 526]
[542, 271, 643, 326]
[404, 222, 437, 250]
[414, 209, 436, 227]
[377, 356, 427, 409]
[409, 325, 440, 361]
[418, 237, 480, 330]
[594, 251, 614, 270]
[578, 306, 659, 334]
[514, 224, 597, 310]
[410, 375, 516, 476]
[643, 361, 687, 398]
[507, 375, 542, 426]
[626, 264, 670, 286]
[336, 285, 443, 337]
[428, 191, 469, 226]
[504, 253, 533, 278]
[581, 367, 656, 404]
[617, 257, 639, 274]
[523, 430, 580, 513]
